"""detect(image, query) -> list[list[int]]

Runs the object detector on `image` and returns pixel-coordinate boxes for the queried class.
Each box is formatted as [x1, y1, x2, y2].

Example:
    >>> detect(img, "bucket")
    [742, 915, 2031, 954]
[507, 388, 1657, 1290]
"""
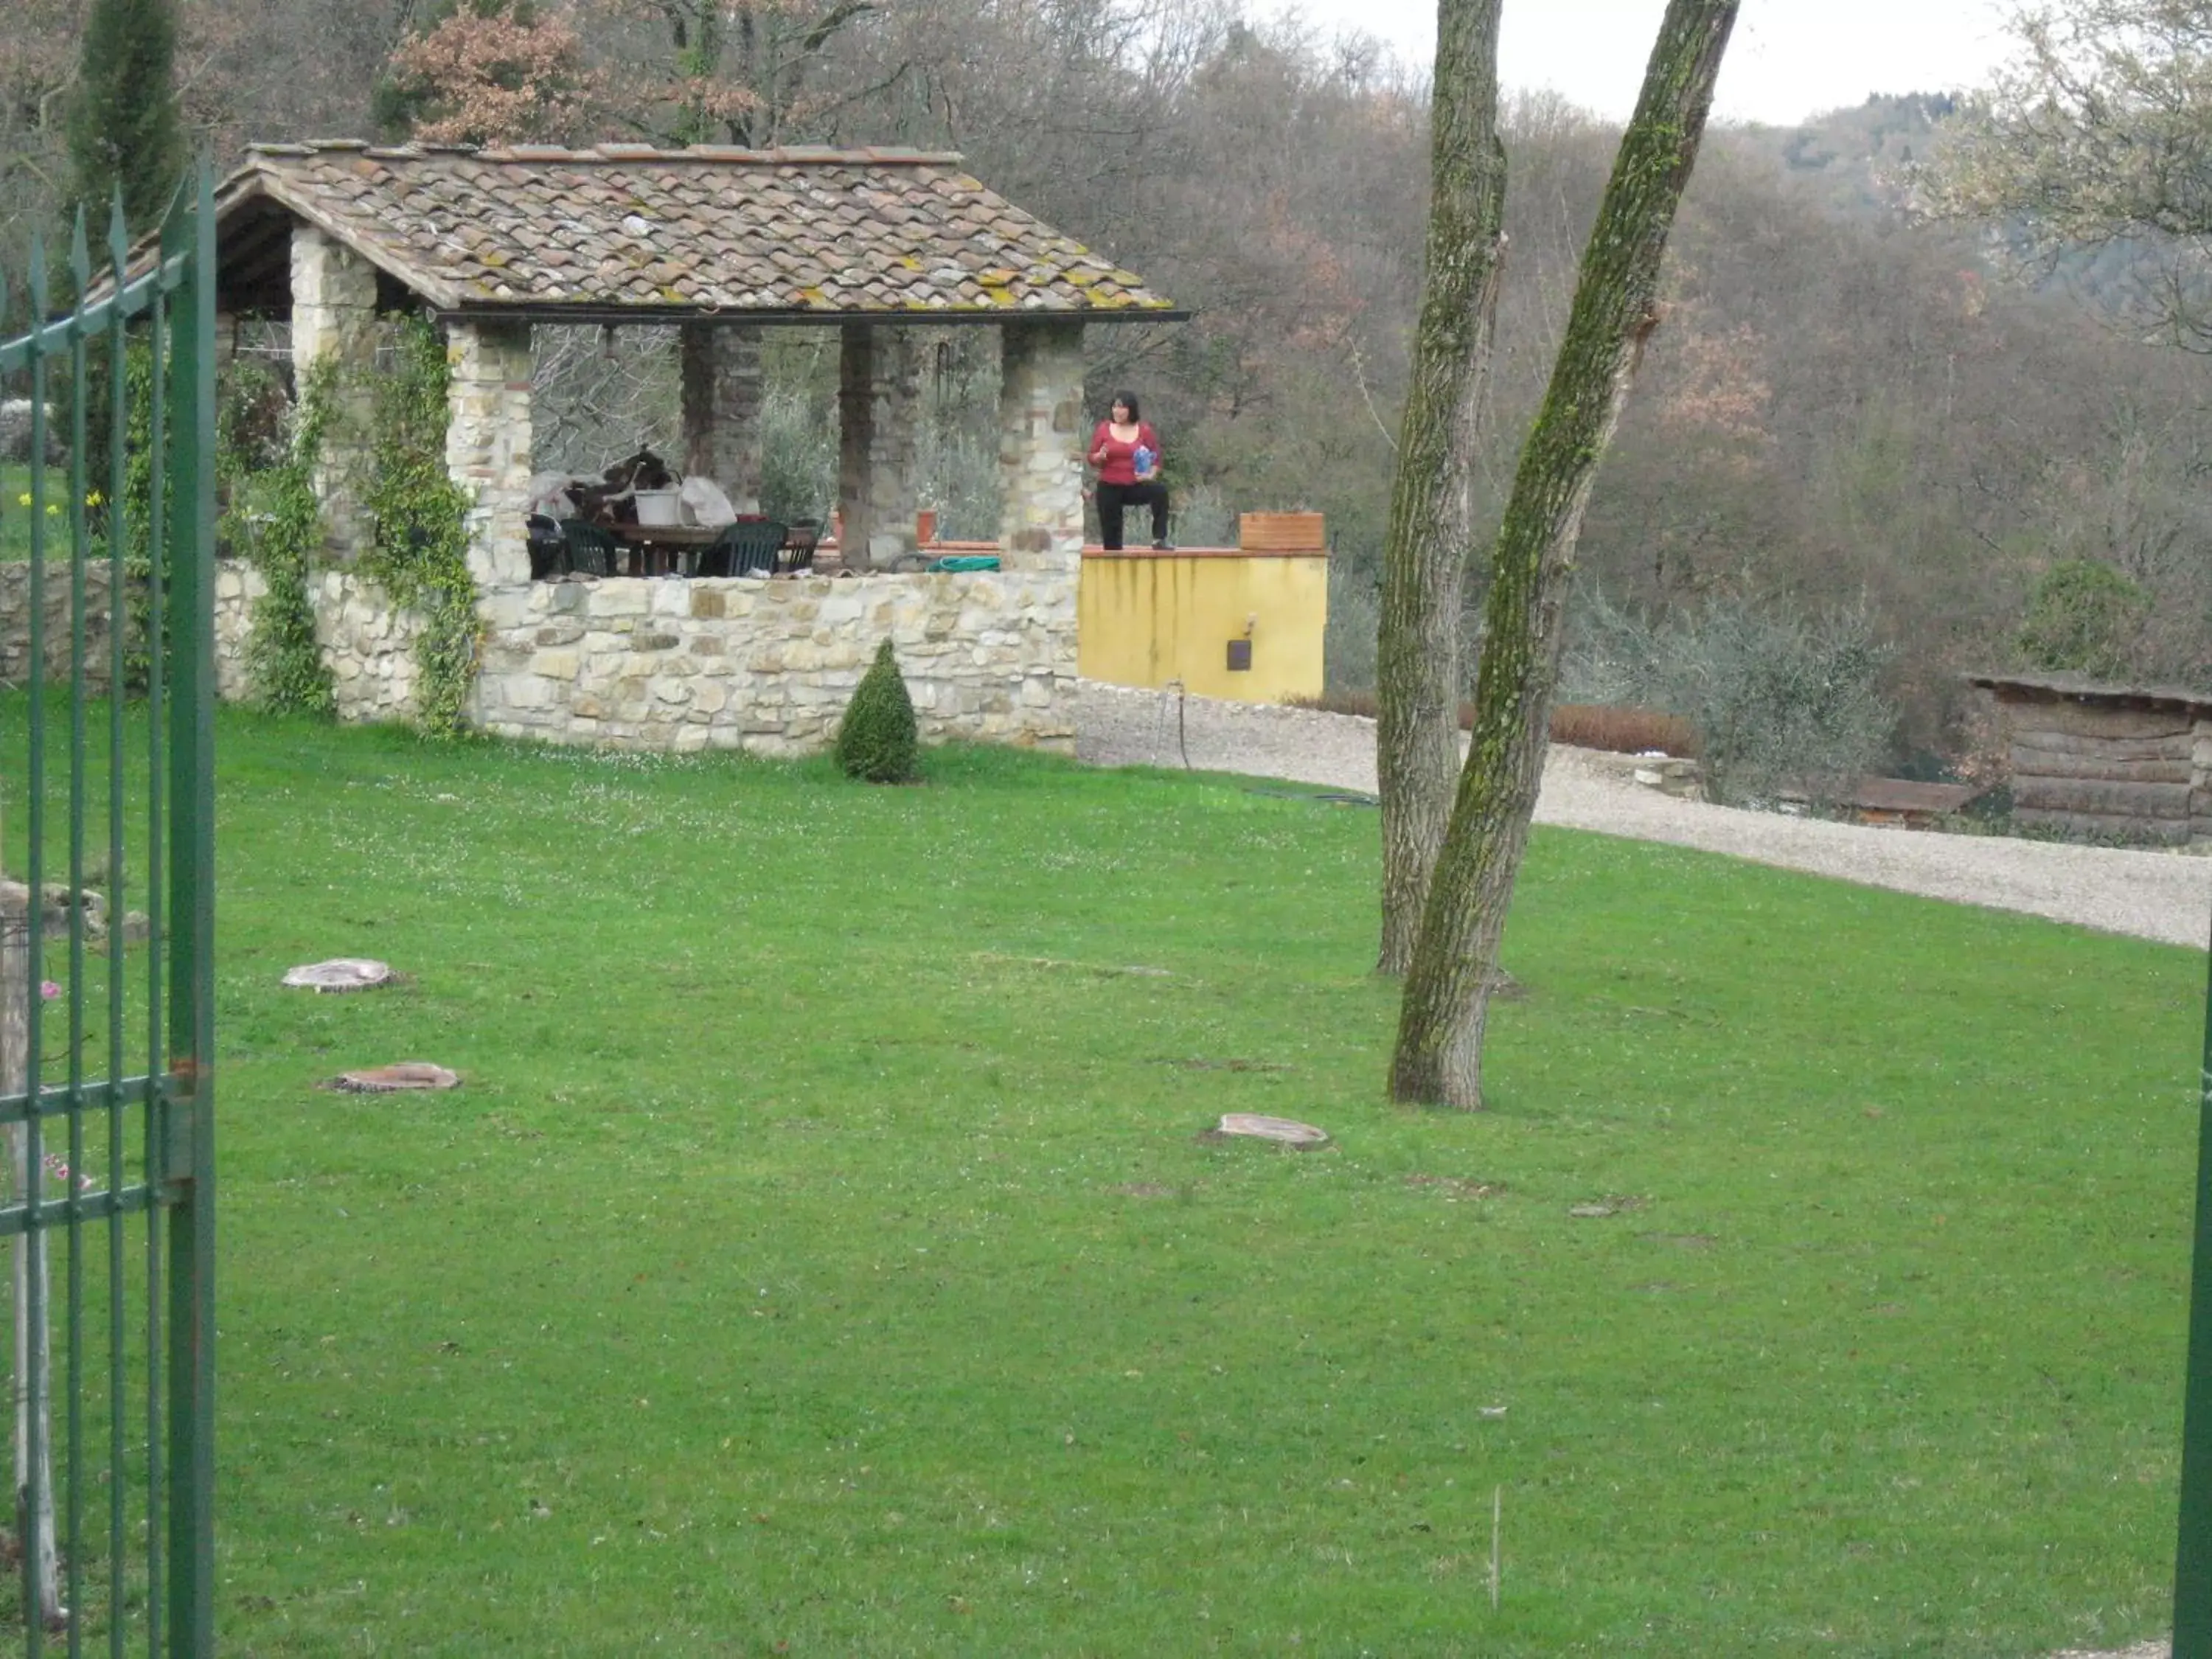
[633, 488, 681, 527]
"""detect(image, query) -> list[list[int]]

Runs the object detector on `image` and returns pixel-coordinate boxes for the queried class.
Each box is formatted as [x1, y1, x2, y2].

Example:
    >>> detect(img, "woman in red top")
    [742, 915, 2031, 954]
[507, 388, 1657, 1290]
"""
[1088, 390, 1172, 551]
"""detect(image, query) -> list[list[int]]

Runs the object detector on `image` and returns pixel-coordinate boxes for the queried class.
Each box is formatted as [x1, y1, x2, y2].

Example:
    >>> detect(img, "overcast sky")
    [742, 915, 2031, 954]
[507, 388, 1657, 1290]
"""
[1263, 0, 2017, 125]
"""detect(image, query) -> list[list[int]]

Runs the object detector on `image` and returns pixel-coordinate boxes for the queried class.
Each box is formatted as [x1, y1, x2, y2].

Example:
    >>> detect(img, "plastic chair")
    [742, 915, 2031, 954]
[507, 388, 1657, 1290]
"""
[782, 521, 821, 574]
[697, 518, 787, 578]
[526, 515, 566, 580]
[559, 519, 617, 578]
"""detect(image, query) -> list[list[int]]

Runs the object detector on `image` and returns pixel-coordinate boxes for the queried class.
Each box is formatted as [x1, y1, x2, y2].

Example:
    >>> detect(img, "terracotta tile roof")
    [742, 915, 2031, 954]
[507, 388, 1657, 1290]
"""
[216, 141, 1179, 321]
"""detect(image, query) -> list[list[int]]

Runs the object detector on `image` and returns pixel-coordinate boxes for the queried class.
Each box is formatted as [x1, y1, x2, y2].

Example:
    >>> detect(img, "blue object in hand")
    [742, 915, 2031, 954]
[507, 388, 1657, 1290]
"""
[1133, 445, 1156, 479]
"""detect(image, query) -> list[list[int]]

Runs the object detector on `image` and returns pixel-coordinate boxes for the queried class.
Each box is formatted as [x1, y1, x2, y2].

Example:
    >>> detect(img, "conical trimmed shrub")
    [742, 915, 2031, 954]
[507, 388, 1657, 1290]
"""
[835, 639, 920, 782]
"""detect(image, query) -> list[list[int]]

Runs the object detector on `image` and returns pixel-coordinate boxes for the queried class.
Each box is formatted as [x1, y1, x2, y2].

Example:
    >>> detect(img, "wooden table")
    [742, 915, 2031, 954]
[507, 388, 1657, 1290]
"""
[607, 522, 718, 577]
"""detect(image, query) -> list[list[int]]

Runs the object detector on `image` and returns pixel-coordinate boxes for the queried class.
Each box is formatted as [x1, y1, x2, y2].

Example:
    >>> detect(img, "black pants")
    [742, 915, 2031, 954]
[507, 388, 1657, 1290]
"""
[1096, 480, 1169, 549]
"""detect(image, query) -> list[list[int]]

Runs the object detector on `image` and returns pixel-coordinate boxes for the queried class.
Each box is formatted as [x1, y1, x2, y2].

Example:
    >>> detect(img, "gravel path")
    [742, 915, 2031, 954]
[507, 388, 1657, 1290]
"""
[1080, 684, 2198, 1659]
[1075, 681, 2210, 952]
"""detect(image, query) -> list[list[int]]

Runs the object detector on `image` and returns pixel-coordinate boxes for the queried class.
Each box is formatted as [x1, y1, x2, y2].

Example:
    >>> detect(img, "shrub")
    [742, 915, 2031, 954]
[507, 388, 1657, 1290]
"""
[1287, 690, 1697, 756]
[1652, 599, 1894, 804]
[2017, 559, 2150, 681]
[1561, 585, 1895, 805]
[1548, 704, 1699, 756]
[835, 640, 920, 783]
[759, 380, 836, 524]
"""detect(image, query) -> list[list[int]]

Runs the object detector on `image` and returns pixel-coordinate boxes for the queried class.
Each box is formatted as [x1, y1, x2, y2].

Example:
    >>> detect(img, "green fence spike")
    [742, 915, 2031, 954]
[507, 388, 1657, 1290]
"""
[29, 229, 47, 314]
[70, 208, 91, 295]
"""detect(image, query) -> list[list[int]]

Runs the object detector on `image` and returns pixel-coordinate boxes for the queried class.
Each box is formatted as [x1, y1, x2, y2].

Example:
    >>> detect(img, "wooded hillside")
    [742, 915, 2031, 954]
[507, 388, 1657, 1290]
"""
[7, 4, 2205, 771]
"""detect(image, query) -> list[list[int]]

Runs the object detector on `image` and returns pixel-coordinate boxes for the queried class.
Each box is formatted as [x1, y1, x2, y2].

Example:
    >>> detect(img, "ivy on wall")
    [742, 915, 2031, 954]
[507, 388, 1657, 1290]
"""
[364, 314, 479, 740]
[241, 354, 338, 717]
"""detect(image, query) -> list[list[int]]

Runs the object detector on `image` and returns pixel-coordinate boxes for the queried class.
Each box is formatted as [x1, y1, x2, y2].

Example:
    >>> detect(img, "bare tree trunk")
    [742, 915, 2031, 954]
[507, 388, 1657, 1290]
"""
[1390, 0, 1741, 1107]
[0, 896, 60, 1626]
[1374, 0, 1506, 975]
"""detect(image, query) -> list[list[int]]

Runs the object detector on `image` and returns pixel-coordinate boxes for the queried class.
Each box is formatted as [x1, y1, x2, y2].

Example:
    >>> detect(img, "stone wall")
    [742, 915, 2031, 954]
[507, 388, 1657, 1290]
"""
[215, 564, 425, 720]
[212, 566, 1076, 754]
[0, 565, 116, 689]
[474, 571, 1074, 754]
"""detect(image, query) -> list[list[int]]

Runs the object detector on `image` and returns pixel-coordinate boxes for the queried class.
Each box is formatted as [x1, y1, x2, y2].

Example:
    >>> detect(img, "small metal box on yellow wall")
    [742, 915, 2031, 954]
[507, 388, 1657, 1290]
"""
[1077, 515, 1329, 703]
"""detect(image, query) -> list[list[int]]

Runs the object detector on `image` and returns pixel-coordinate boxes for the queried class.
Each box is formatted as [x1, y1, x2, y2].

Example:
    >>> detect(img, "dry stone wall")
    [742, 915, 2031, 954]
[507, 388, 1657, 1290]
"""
[215, 564, 425, 720]
[474, 571, 1074, 753]
[0, 564, 116, 689]
[212, 566, 1076, 754]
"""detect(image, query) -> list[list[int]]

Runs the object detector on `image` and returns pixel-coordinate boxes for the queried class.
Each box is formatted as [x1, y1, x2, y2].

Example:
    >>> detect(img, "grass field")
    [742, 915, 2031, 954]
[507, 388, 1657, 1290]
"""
[1, 464, 80, 562]
[1, 703, 2202, 1655]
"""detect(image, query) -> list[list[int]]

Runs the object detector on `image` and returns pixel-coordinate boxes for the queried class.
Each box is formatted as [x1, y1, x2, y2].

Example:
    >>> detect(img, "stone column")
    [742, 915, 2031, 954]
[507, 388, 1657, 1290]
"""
[288, 225, 379, 560]
[445, 320, 535, 592]
[837, 324, 921, 571]
[213, 311, 239, 367]
[995, 319, 1086, 574]
[680, 322, 764, 509]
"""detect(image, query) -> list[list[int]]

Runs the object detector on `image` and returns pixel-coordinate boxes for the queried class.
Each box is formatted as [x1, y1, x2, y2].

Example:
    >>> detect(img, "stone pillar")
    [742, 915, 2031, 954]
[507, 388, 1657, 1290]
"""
[995, 320, 1086, 574]
[680, 323, 764, 510]
[837, 324, 921, 571]
[213, 311, 239, 367]
[288, 225, 379, 560]
[445, 320, 535, 592]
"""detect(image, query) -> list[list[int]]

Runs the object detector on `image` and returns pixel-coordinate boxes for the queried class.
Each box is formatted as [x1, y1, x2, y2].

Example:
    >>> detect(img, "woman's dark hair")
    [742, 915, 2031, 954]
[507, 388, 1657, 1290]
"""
[1110, 389, 1141, 421]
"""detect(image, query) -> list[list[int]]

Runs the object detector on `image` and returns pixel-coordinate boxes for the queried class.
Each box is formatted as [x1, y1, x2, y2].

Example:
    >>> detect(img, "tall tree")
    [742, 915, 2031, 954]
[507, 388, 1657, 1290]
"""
[377, 0, 599, 145]
[1390, 0, 1740, 1108]
[1927, 0, 2212, 349]
[65, 0, 185, 229]
[603, 0, 880, 147]
[1373, 0, 1507, 975]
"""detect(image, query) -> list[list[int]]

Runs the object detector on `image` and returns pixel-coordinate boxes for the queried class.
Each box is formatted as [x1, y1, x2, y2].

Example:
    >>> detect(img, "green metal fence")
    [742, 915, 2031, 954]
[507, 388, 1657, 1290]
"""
[0, 166, 217, 1658]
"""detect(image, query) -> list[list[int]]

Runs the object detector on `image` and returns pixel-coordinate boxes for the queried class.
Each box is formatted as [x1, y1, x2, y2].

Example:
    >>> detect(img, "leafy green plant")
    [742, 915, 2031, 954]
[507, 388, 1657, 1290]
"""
[362, 314, 479, 739]
[239, 355, 337, 718]
[757, 378, 835, 524]
[2017, 558, 2151, 681]
[834, 638, 920, 782]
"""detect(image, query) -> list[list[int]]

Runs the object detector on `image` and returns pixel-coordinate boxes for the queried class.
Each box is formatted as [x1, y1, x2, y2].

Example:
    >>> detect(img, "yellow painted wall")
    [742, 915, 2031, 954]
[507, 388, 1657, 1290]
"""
[1078, 552, 1328, 703]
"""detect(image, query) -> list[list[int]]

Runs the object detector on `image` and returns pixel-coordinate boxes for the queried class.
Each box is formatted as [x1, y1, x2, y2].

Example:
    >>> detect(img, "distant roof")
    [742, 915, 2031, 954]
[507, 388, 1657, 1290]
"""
[1964, 670, 2212, 717]
[212, 140, 1183, 324]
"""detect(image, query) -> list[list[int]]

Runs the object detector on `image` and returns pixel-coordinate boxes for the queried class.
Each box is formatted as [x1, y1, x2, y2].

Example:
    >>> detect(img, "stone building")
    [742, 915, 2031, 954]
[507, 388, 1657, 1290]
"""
[198, 140, 1181, 752]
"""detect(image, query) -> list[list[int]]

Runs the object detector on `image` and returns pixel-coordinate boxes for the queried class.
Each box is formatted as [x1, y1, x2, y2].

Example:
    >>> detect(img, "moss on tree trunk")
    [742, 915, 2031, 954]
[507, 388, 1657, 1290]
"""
[1375, 0, 1507, 975]
[1390, 0, 1741, 1108]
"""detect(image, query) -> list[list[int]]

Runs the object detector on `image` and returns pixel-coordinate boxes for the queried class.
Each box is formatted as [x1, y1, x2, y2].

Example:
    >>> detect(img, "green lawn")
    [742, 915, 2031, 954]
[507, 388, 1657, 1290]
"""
[1, 464, 80, 561]
[1, 704, 2202, 1655]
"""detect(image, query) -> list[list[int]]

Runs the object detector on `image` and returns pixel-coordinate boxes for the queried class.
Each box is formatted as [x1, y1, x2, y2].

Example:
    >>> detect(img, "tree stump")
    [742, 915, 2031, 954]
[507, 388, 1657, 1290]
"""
[282, 959, 396, 992]
[1213, 1114, 1329, 1149]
